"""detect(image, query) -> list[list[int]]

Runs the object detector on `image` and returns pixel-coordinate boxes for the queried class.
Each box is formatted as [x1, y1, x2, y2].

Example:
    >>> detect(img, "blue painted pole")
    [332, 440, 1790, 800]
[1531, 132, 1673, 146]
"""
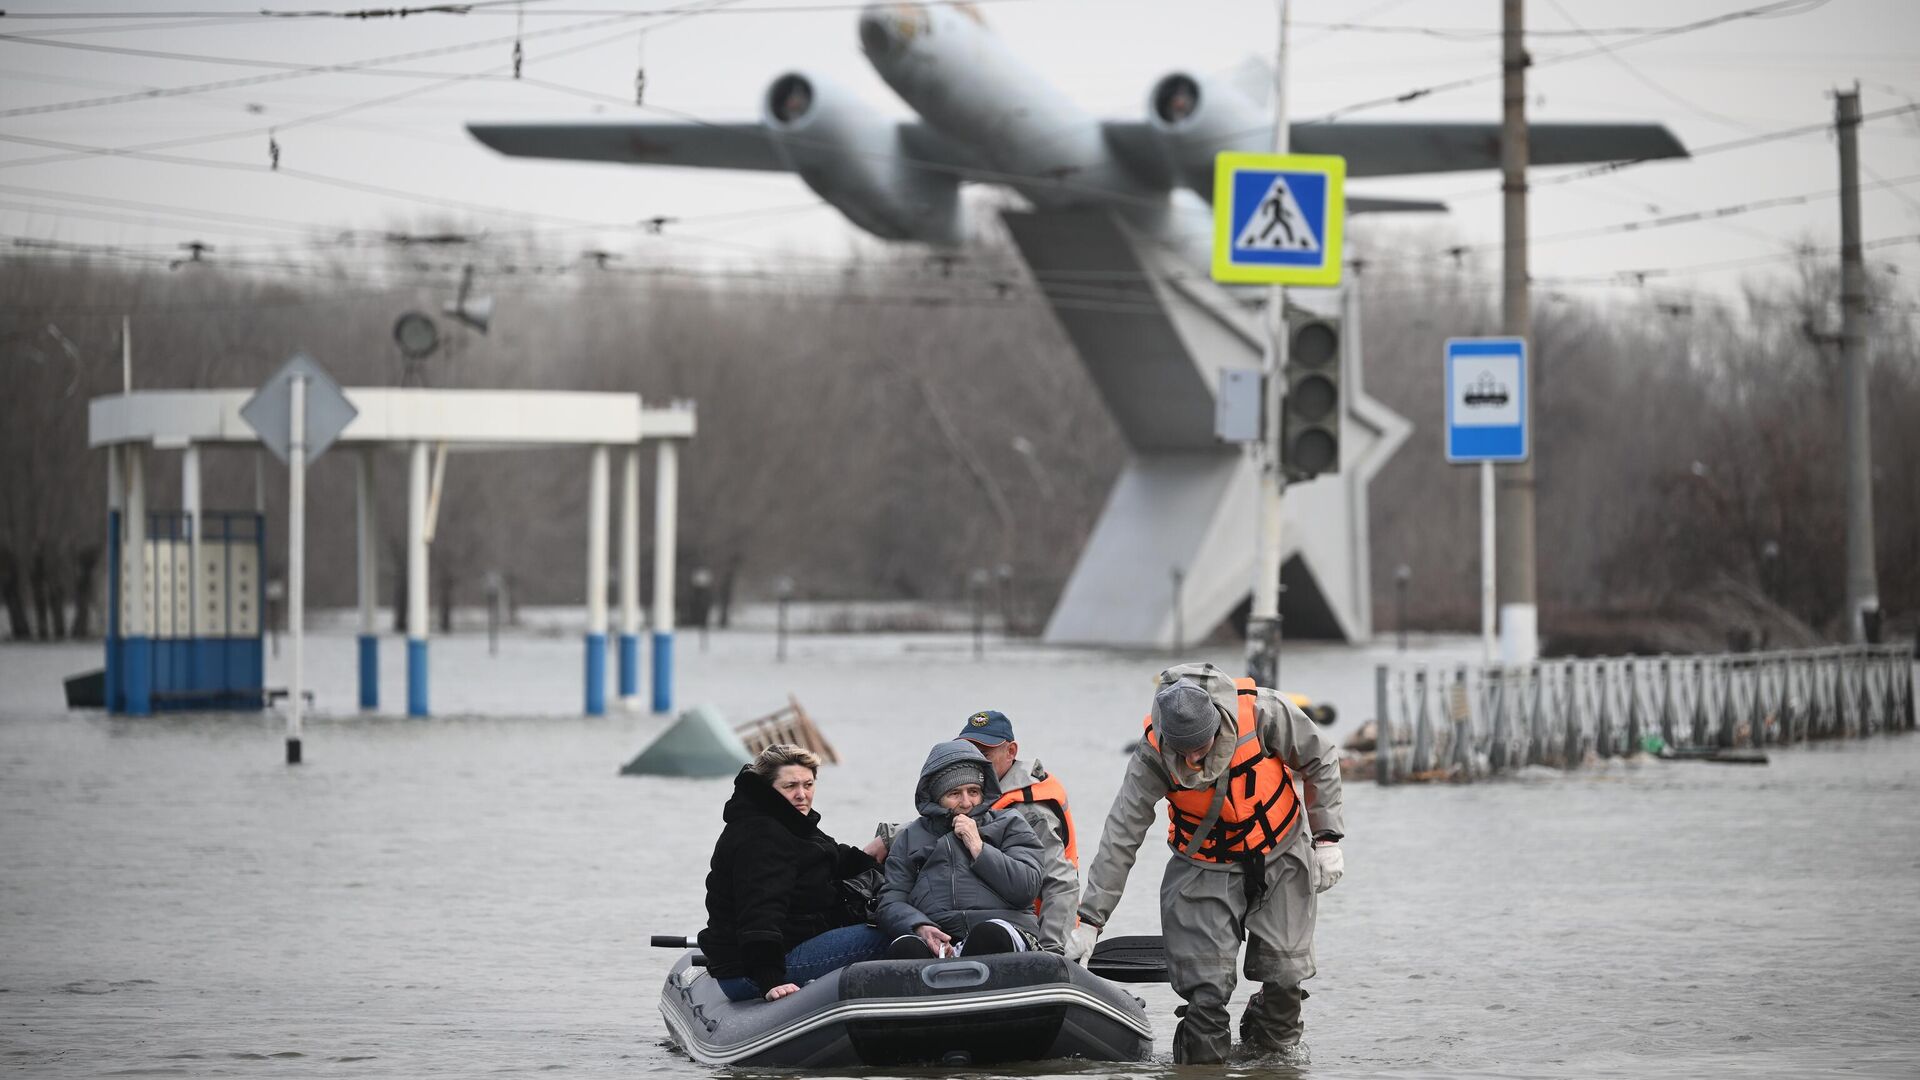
[586, 445, 611, 716]
[650, 442, 679, 716]
[651, 630, 674, 715]
[125, 448, 150, 716]
[105, 507, 121, 713]
[407, 638, 428, 717]
[359, 634, 379, 711]
[619, 633, 639, 700]
[125, 636, 152, 715]
[585, 632, 608, 715]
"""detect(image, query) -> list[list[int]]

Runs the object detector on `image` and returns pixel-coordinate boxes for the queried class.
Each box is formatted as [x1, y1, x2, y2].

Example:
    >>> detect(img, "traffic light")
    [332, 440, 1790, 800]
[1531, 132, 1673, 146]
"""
[1281, 307, 1341, 481]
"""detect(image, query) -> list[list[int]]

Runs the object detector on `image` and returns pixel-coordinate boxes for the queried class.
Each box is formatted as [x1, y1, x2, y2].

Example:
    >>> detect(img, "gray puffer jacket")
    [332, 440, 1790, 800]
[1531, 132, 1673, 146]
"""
[878, 740, 1044, 942]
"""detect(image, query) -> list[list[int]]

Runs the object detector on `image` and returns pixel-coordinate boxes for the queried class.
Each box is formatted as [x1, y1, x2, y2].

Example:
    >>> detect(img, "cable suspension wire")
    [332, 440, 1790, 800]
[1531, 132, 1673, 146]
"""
[1297, 0, 1834, 126]
[3, 0, 1820, 233]
[0, 0, 1026, 20]
[1383, 172, 1920, 264]
[0, 4, 641, 120]
[5, 0, 1905, 302]
[0, 3, 753, 232]
[1430, 101, 1920, 204]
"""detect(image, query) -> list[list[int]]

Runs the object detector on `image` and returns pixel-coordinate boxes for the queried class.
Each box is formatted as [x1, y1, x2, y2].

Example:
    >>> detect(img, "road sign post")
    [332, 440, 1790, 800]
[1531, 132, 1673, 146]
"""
[242, 354, 358, 764]
[1445, 337, 1528, 663]
[1212, 136, 1345, 685]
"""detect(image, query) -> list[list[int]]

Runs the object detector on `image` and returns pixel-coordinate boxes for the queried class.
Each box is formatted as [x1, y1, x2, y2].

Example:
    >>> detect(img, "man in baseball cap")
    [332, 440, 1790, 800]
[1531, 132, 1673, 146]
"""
[955, 709, 1083, 959]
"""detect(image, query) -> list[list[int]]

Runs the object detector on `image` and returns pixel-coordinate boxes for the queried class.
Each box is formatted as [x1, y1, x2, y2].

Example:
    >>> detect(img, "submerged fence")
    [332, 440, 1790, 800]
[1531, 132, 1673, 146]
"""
[1371, 645, 1917, 784]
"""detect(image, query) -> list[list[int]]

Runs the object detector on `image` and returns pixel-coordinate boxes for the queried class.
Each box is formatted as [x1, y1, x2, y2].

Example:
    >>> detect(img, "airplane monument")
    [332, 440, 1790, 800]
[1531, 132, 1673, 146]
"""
[469, 2, 1685, 649]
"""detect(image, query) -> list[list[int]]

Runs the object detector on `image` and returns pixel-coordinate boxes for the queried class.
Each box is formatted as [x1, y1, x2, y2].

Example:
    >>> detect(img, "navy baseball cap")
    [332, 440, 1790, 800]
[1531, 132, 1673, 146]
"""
[957, 709, 1015, 746]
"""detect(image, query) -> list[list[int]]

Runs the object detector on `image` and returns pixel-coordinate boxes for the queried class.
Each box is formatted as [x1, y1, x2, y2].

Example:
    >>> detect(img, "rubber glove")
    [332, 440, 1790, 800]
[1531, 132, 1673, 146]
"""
[1068, 923, 1100, 967]
[1313, 842, 1343, 893]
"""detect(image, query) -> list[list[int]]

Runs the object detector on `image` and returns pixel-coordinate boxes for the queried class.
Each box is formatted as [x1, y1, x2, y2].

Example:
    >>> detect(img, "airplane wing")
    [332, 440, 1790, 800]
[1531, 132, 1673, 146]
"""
[466, 120, 988, 176]
[1292, 121, 1688, 177]
[1348, 196, 1447, 214]
[1101, 120, 1686, 185]
[467, 121, 787, 171]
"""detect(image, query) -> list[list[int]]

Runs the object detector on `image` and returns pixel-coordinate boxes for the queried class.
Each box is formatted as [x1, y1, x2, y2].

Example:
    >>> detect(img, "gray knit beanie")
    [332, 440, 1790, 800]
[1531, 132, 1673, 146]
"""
[1153, 678, 1223, 753]
[929, 759, 987, 799]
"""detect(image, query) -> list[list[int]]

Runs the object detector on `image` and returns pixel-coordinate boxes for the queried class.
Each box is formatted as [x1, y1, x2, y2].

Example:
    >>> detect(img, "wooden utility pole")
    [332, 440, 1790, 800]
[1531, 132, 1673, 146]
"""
[1836, 85, 1880, 641]
[1497, 0, 1539, 663]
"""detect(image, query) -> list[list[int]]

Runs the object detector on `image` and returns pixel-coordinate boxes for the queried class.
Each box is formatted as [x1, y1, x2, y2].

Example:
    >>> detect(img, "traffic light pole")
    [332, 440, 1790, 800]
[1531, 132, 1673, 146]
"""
[1246, 0, 1291, 689]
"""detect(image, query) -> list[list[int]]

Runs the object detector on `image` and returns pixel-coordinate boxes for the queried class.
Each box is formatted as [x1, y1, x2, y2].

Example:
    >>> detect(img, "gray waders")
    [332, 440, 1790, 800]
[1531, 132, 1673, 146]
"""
[1159, 824, 1317, 1064]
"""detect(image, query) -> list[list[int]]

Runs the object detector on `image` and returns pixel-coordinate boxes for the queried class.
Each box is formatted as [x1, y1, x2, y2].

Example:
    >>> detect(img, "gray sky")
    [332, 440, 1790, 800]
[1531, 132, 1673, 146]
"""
[3, 0, 1917, 312]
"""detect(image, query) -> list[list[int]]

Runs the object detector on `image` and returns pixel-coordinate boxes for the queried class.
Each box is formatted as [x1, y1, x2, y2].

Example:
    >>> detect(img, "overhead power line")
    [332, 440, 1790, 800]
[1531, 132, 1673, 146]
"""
[0, 7, 641, 120]
[1432, 101, 1920, 204]
[1404, 172, 1920, 261]
[1301, 0, 1834, 126]
[0, 0, 1024, 20]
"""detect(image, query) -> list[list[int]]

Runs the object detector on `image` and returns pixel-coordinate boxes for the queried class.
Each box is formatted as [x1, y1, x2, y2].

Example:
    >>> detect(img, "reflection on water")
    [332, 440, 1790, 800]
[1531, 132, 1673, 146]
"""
[2, 635, 1916, 1077]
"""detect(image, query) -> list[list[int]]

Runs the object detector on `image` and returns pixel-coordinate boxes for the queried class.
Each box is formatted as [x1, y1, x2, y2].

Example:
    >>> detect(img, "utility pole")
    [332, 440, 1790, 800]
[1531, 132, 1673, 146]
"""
[1497, 0, 1539, 664]
[1836, 85, 1880, 641]
[1246, 0, 1292, 689]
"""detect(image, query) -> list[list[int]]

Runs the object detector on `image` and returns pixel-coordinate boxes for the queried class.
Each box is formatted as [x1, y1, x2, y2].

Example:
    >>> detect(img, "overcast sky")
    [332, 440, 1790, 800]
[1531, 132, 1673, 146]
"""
[3, 0, 1917, 313]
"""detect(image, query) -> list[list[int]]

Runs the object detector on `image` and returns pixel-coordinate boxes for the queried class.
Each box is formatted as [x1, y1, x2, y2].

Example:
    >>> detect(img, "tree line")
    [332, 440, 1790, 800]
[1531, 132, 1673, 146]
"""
[1, 234, 1913, 653]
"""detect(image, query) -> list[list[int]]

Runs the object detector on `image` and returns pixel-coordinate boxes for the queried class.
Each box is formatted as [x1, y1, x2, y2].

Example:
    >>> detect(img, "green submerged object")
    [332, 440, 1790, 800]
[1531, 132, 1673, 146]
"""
[621, 704, 751, 777]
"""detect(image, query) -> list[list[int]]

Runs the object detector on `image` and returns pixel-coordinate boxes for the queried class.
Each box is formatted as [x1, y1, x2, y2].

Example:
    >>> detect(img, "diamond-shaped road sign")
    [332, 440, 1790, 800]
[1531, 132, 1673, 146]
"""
[1211, 151, 1347, 287]
[241, 353, 358, 464]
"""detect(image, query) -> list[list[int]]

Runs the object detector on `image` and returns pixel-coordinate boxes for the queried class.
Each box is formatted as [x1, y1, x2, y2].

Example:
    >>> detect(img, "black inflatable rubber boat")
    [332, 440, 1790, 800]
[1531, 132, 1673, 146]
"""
[658, 949, 1154, 1067]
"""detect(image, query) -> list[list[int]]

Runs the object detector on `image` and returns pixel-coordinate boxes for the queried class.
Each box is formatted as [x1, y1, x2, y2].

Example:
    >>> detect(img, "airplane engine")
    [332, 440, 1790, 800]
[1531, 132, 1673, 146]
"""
[762, 71, 962, 246]
[1146, 71, 1266, 196]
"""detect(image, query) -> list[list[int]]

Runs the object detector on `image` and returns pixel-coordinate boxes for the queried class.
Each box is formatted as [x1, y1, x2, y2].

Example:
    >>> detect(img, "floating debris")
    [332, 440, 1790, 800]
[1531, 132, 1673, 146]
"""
[621, 704, 751, 778]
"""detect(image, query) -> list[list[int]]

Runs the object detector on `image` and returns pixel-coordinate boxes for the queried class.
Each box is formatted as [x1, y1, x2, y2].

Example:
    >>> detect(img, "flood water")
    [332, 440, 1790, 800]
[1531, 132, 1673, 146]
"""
[3, 628, 1917, 1077]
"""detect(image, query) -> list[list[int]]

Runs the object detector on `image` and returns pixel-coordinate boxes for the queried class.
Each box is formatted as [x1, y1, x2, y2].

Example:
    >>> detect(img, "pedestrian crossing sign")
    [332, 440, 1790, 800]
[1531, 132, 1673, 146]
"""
[1211, 152, 1346, 286]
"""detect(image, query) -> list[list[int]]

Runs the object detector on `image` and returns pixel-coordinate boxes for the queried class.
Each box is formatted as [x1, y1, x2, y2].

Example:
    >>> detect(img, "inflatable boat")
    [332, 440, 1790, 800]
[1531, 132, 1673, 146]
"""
[657, 947, 1154, 1067]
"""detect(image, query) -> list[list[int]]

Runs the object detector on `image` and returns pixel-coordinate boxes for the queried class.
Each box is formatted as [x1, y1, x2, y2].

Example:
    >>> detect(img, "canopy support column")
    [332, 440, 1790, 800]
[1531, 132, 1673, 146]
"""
[125, 446, 151, 716]
[651, 440, 678, 715]
[407, 440, 430, 717]
[105, 445, 123, 713]
[585, 445, 609, 716]
[356, 448, 379, 711]
[618, 445, 641, 709]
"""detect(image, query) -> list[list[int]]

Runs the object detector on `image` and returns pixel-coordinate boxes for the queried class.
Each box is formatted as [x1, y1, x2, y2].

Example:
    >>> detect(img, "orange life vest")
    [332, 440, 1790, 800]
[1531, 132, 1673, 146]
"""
[1142, 677, 1301, 863]
[992, 770, 1079, 868]
[993, 768, 1079, 920]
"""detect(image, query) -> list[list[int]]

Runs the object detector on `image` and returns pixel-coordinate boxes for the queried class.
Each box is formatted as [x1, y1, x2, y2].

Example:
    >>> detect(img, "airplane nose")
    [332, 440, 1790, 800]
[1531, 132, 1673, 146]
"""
[858, 3, 924, 56]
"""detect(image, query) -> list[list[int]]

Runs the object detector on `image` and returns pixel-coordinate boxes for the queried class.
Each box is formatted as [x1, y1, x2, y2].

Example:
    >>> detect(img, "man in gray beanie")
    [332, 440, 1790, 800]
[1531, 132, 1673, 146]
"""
[1073, 662, 1346, 1064]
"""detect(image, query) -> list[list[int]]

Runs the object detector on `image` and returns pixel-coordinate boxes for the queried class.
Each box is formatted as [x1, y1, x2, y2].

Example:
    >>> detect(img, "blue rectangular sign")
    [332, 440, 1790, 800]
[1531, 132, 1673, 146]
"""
[1445, 338, 1528, 463]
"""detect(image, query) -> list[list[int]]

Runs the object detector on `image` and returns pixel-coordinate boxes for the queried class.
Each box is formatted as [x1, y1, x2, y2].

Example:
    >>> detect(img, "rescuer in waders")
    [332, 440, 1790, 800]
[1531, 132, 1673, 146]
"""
[955, 709, 1084, 960]
[1072, 661, 1346, 1064]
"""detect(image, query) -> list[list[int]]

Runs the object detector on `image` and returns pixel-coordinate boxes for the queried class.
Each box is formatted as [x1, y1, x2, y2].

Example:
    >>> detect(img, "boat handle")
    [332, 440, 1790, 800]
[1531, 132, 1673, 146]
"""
[920, 961, 990, 990]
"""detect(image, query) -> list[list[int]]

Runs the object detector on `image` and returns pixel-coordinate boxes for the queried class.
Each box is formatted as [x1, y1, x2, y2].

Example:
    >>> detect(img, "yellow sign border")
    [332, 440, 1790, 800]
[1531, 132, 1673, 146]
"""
[1210, 151, 1346, 287]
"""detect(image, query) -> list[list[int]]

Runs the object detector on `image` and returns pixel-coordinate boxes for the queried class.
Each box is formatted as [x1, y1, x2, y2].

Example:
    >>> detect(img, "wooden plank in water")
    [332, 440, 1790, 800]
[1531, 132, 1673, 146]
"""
[734, 695, 841, 765]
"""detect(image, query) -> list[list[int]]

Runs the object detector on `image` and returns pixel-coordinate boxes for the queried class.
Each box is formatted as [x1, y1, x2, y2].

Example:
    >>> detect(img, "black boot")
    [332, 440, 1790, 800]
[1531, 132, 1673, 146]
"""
[1238, 983, 1306, 1052]
[887, 934, 936, 960]
[958, 920, 1022, 956]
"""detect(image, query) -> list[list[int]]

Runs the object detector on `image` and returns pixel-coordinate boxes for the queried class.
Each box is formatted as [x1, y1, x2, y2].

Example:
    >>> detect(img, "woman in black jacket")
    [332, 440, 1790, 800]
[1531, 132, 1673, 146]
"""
[699, 744, 889, 1002]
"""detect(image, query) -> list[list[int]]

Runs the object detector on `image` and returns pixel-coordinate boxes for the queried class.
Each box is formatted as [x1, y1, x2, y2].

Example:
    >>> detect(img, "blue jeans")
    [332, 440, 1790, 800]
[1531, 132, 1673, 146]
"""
[715, 924, 888, 1002]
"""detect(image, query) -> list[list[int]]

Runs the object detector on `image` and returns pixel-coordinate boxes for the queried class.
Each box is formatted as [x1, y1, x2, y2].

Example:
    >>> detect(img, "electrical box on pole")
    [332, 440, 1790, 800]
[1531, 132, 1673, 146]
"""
[1280, 308, 1341, 480]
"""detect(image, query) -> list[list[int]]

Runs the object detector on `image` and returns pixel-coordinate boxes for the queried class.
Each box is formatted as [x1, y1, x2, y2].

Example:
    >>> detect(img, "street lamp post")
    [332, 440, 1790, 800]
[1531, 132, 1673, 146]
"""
[1171, 566, 1186, 655]
[969, 568, 990, 660]
[775, 575, 794, 662]
[1395, 564, 1411, 652]
[994, 562, 1013, 638]
[691, 567, 713, 652]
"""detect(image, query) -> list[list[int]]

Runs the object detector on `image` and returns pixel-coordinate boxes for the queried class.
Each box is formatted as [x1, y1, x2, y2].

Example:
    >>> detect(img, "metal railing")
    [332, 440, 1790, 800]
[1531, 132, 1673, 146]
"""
[1370, 645, 1917, 784]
